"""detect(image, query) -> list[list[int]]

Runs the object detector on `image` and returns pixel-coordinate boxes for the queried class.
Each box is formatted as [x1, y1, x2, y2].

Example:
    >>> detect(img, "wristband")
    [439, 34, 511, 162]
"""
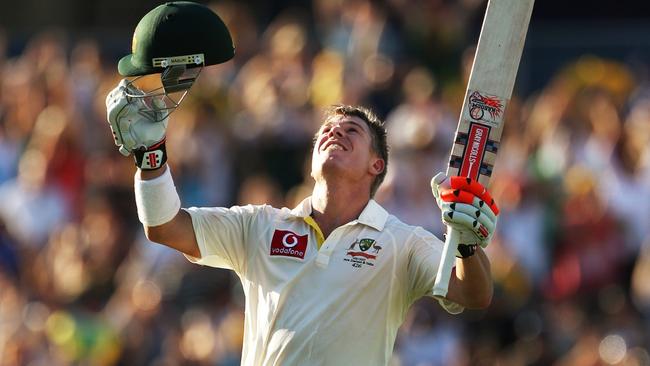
[134, 166, 181, 226]
[134, 139, 167, 170]
[456, 244, 477, 258]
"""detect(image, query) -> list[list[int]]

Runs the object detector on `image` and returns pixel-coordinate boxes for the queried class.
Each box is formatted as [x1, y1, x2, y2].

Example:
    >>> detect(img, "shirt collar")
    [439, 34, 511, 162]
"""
[289, 196, 389, 231]
[289, 197, 313, 218]
[357, 199, 389, 231]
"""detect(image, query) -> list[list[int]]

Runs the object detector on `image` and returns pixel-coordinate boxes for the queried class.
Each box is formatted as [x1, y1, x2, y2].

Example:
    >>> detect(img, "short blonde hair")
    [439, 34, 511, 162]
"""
[318, 105, 389, 197]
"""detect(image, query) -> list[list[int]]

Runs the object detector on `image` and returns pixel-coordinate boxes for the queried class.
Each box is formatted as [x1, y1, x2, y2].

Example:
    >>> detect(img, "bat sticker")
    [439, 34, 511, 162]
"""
[460, 123, 490, 179]
[466, 91, 506, 126]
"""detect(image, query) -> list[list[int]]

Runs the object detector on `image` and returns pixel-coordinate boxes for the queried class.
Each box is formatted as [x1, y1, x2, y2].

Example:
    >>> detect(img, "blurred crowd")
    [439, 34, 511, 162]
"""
[1, 0, 650, 365]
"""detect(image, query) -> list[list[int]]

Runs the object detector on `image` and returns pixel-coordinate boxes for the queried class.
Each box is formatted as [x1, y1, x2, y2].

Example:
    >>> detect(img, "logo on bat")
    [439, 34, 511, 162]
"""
[468, 91, 504, 124]
[460, 123, 490, 179]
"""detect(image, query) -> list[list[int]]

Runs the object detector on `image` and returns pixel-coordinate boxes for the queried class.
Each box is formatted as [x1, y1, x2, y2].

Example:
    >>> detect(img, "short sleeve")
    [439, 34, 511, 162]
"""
[406, 226, 465, 314]
[183, 204, 266, 274]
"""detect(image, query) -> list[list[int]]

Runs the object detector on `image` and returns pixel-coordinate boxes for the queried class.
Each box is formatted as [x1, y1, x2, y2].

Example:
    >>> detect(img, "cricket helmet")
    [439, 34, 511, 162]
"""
[118, 1, 235, 76]
[113, 2, 234, 122]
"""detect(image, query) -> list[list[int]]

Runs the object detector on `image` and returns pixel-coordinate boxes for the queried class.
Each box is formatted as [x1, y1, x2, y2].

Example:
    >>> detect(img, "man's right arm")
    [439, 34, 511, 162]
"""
[138, 165, 201, 258]
[105, 80, 202, 259]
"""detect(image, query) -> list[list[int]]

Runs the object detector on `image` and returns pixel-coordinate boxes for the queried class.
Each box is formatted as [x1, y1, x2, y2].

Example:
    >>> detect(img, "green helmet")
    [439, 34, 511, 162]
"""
[118, 1, 235, 76]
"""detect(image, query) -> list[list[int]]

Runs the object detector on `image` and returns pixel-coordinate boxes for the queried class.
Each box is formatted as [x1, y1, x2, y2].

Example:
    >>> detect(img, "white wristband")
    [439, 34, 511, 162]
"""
[134, 166, 181, 226]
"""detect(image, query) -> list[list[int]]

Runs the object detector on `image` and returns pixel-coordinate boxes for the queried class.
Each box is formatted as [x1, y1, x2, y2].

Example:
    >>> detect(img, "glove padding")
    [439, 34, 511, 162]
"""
[431, 173, 499, 256]
[106, 79, 169, 157]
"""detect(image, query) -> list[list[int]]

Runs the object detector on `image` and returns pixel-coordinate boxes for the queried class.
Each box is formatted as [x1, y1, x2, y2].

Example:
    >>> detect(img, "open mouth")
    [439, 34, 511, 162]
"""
[322, 140, 348, 152]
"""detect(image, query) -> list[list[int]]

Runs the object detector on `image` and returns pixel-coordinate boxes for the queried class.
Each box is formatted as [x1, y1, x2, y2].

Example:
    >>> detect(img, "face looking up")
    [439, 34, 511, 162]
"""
[311, 114, 385, 193]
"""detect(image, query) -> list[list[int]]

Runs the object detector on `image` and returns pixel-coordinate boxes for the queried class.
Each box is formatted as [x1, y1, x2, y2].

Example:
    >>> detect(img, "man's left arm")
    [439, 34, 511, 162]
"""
[446, 248, 493, 308]
[431, 174, 499, 309]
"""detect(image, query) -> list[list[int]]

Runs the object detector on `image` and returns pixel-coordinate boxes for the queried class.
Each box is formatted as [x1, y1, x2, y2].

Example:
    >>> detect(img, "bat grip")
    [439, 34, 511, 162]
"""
[432, 226, 460, 299]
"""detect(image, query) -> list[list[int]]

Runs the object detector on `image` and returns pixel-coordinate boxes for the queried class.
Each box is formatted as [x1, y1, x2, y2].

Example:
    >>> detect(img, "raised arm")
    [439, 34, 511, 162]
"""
[104, 2, 235, 259]
[138, 167, 200, 258]
[106, 80, 200, 258]
[446, 248, 493, 308]
[431, 174, 499, 309]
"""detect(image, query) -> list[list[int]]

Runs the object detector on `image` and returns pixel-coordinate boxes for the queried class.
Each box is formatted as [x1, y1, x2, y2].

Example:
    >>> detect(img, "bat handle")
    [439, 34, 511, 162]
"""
[432, 226, 460, 299]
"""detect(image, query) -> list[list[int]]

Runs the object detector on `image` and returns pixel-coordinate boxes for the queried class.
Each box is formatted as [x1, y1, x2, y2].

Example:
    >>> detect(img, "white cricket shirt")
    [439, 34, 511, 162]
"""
[184, 197, 462, 366]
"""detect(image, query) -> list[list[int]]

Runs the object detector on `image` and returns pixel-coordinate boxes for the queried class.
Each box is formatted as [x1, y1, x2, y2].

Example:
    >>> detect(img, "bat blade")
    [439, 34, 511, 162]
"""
[449, 0, 534, 185]
[433, 0, 534, 299]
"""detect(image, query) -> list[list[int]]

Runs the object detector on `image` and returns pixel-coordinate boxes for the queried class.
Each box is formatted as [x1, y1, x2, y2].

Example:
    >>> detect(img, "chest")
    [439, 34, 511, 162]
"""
[248, 223, 401, 293]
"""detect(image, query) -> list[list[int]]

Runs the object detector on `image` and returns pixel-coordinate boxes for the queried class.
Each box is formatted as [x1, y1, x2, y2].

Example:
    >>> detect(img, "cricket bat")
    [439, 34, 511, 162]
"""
[432, 0, 535, 298]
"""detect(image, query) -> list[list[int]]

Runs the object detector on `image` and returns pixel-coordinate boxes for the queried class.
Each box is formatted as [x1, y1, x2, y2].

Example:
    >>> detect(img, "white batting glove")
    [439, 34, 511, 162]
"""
[431, 173, 499, 257]
[106, 79, 169, 170]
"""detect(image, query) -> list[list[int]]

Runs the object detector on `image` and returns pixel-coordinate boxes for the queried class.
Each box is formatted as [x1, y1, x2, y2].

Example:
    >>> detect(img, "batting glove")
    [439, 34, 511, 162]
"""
[431, 173, 499, 258]
[106, 79, 169, 170]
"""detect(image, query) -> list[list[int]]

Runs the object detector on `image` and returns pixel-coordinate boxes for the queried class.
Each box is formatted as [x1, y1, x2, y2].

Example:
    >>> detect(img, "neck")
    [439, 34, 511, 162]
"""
[310, 180, 371, 238]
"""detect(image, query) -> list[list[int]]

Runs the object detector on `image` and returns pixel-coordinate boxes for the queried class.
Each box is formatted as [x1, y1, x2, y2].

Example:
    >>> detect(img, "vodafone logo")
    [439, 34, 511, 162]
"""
[270, 229, 308, 259]
[282, 232, 300, 248]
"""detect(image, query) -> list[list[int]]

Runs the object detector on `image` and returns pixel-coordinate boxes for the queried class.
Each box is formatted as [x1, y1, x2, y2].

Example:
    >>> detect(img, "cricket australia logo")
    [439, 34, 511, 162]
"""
[467, 91, 504, 125]
[344, 238, 382, 268]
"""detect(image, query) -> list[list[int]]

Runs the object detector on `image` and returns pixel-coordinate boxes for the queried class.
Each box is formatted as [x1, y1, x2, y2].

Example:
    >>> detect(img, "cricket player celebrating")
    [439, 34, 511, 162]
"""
[106, 2, 498, 365]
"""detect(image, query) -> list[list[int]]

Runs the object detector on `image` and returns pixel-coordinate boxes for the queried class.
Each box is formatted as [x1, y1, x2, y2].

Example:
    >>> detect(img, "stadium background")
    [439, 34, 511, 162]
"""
[1, 0, 650, 364]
